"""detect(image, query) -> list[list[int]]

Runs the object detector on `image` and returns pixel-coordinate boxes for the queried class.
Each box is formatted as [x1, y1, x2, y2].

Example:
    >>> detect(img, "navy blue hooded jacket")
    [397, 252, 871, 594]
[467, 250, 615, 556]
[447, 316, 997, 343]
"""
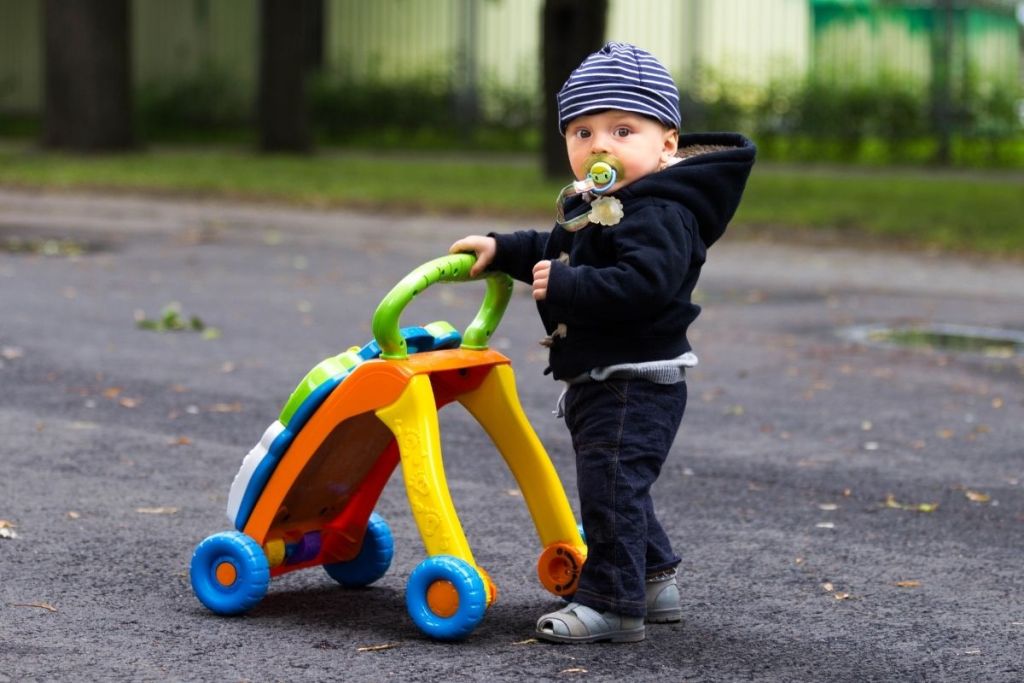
[490, 132, 756, 380]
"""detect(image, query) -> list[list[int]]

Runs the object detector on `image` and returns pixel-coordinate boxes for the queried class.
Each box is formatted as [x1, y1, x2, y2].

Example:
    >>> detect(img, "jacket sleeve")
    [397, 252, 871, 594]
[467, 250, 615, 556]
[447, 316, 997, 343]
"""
[544, 205, 694, 323]
[489, 229, 551, 284]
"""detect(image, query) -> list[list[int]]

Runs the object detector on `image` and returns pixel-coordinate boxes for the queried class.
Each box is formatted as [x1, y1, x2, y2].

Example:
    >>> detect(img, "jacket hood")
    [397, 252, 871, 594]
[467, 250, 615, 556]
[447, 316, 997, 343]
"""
[615, 132, 756, 247]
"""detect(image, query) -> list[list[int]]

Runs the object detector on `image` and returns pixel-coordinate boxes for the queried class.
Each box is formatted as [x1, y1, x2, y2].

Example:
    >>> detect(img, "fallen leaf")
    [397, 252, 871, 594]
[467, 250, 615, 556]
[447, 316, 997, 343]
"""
[169, 436, 192, 446]
[818, 503, 838, 511]
[67, 511, 80, 519]
[965, 490, 991, 503]
[102, 387, 123, 399]
[357, 643, 399, 652]
[0, 528, 17, 539]
[512, 638, 538, 645]
[895, 580, 921, 588]
[815, 522, 835, 529]
[0, 519, 14, 528]
[12, 602, 57, 612]
[833, 592, 851, 600]
[136, 507, 179, 515]
[884, 494, 938, 513]
[560, 669, 588, 674]
[119, 397, 139, 408]
[937, 428, 955, 440]
[822, 582, 834, 592]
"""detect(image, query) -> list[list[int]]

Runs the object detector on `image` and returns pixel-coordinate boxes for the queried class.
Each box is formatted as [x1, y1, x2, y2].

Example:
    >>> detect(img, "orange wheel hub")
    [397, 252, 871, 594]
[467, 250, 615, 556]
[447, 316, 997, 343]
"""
[538, 543, 585, 596]
[426, 580, 459, 618]
[215, 561, 238, 587]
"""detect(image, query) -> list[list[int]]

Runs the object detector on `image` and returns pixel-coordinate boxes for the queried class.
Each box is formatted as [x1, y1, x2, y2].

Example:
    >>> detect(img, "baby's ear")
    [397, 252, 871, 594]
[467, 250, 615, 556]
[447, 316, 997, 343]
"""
[662, 127, 679, 155]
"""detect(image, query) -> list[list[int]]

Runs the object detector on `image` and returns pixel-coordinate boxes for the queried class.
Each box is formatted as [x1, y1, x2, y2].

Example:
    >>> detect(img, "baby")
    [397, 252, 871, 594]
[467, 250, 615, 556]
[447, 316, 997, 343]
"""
[451, 42, 755, 643]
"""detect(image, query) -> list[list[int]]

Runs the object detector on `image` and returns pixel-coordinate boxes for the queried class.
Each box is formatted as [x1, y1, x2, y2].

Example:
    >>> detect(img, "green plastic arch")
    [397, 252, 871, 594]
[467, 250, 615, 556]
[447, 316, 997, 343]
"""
[371, 253, 513, 360]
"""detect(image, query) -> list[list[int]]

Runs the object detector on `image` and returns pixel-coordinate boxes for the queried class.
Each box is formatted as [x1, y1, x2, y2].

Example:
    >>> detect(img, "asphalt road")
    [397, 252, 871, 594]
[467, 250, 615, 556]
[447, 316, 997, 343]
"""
[1, 188, 1022, 682]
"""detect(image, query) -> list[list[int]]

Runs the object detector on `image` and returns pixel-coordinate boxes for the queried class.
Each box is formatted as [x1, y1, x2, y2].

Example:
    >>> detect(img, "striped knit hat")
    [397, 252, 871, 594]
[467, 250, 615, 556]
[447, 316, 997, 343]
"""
[557, 42, 681, 134]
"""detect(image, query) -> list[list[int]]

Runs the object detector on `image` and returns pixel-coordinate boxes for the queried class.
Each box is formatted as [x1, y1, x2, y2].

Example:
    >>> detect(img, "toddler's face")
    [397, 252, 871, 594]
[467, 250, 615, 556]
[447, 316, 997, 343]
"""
[564, 110, 678, 193]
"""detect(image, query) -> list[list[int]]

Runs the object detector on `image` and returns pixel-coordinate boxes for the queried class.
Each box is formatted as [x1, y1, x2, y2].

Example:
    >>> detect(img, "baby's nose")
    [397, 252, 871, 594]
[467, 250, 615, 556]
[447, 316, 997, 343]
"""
[589, 134, 609, 153]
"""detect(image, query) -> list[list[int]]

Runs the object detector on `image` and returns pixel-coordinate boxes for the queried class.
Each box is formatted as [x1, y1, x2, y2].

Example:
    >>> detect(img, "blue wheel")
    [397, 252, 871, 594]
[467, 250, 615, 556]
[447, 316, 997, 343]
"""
[190, 531, 270, 615]
[406, 555, 487, 641]
[324, 512, 394, 587]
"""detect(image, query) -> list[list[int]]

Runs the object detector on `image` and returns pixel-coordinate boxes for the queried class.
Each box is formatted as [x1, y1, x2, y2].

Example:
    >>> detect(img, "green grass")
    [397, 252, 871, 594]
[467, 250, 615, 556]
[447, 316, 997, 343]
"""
[0, 143, 1021, 256]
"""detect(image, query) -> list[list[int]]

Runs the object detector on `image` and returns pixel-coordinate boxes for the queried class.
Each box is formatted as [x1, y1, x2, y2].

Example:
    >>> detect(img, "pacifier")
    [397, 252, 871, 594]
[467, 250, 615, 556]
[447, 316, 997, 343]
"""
[568, 154, 626, 196]
[584, 154, 624, 194]
[555, 154, 627, 232]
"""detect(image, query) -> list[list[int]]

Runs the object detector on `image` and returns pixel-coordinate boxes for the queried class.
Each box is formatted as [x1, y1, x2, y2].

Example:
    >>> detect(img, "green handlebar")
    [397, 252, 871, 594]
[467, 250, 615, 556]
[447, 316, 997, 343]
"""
[371, 253, 513, 360]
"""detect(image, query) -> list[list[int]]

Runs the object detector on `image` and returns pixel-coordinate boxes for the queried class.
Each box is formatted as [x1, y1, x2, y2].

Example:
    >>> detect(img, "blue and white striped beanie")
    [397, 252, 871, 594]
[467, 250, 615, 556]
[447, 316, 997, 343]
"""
[557, 42, 681, 134]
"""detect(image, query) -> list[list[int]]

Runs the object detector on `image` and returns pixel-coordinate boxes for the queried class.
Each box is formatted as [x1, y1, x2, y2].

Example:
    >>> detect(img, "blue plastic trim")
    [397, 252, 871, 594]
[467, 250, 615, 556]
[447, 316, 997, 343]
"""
[286, 376, 342, 431]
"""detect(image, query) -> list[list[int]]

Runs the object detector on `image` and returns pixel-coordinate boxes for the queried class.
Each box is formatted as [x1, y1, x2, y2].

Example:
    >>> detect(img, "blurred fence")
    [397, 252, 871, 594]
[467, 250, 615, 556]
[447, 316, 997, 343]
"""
[0, 0, 1021, 160]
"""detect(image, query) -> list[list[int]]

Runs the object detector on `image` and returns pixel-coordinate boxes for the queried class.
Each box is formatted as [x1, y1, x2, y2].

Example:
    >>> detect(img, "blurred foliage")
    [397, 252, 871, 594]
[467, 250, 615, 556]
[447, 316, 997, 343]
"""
[310, 73, 539, 151]
[689, 69, 1022, 167]
[136, 69, 253, 143]
[4, 66, 1021, 167]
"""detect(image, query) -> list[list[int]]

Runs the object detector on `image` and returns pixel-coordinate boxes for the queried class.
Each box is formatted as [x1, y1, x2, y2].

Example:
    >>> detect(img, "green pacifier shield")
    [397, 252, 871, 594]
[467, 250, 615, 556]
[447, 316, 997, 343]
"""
[584, 154, 624, 190]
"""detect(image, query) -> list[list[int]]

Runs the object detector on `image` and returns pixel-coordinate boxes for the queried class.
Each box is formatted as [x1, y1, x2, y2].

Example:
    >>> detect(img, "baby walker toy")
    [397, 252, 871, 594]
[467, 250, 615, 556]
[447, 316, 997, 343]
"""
[189, 253, 587, 641]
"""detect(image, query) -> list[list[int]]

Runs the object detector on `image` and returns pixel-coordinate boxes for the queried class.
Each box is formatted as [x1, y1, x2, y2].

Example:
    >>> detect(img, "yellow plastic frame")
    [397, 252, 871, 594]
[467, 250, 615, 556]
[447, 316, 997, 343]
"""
[375, 360, 587, 601]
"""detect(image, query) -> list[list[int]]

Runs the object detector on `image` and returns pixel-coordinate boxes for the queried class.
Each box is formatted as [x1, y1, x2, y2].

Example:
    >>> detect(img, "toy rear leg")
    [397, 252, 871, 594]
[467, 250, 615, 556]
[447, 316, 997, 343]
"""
[456, 364, 586, 596]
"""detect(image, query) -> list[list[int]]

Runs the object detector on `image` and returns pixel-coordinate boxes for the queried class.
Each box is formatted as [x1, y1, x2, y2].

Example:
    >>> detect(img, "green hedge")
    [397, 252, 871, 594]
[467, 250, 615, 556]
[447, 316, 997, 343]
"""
[7, 69, 1022, 167]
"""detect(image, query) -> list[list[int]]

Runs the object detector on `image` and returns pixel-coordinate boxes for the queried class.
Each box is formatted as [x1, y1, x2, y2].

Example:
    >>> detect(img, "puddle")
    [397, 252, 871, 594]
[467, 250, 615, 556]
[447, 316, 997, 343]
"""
[694, 288, 822, 305]
[843, 323, 1024, 358]
[0, 235, 101, 257]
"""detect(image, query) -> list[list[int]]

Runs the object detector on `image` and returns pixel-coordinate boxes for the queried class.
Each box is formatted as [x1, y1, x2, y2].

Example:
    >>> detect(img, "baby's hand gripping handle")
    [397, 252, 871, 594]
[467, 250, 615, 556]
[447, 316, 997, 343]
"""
[371, 253, 513, 360]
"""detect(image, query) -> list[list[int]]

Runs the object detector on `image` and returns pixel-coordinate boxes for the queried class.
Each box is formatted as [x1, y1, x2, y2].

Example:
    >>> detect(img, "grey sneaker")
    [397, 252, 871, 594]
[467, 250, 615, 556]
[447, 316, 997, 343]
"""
[645, 570, 682, 623]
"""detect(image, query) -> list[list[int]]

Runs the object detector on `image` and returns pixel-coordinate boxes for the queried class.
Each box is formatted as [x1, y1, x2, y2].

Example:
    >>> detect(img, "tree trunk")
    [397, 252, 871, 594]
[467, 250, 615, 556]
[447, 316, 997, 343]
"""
[42, 0, 134, 151]
[258, 0, 321, 152]
[540, 0, 607, 179]
[930, 0, 955, 166]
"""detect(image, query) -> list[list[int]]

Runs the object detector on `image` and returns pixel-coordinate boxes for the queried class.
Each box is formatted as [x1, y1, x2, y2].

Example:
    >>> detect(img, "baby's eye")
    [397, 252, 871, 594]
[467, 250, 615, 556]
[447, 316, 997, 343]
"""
[573, 129, 591, 140]
[613, 127, 631, 137]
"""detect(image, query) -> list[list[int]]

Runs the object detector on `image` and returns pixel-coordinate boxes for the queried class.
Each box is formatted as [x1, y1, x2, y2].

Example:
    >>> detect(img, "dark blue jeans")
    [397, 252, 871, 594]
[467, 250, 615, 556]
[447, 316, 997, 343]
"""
[563, 378, 687, 617]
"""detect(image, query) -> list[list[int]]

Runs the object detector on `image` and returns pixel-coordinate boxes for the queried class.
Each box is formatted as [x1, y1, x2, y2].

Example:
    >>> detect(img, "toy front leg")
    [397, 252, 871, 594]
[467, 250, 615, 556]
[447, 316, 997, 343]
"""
[375, 374, 496, 640]
[376, 374, 475, 561]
